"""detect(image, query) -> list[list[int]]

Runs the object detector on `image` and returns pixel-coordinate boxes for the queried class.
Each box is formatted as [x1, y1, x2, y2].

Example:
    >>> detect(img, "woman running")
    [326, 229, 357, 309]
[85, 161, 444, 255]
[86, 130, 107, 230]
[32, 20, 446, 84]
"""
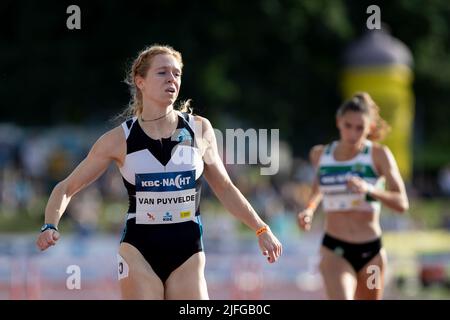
[36, 44, 282, 299]
[298, 92, 408, 299]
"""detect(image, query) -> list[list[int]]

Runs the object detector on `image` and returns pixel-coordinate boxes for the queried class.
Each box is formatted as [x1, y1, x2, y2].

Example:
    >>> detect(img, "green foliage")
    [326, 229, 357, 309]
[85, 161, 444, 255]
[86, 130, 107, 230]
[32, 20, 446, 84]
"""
[1, 0, 449, 167]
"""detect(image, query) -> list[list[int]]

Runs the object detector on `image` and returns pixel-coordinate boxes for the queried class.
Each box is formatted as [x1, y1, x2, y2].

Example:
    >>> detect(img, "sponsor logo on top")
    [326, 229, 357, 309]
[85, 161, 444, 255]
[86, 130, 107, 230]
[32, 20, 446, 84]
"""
[136, 171, 195, 192]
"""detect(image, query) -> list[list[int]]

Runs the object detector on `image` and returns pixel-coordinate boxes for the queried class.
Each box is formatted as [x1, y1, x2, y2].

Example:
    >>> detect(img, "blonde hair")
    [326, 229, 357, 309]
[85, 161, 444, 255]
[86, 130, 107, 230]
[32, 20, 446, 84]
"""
[337, 92, 391, 141]
[118, 44, 191, 120]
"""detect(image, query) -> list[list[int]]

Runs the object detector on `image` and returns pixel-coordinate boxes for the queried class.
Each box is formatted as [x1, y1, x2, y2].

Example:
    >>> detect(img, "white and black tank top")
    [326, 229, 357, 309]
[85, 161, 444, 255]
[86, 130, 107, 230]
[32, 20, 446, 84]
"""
[119, 111, 204, 225]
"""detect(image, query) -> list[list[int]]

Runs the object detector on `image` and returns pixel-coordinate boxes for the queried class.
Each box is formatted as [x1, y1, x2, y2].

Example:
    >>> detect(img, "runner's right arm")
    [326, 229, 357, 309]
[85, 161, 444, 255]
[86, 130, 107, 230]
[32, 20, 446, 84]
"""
[36, 126, 125, 251]
[297, 145, 324, 231]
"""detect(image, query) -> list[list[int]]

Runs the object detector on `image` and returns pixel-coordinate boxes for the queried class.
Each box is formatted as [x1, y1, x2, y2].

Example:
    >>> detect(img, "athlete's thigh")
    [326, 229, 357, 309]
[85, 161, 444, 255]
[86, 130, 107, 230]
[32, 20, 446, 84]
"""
[164, 252, 209, 300]
[118, 242, 165, 300]
[319, 247, 358, 300]
[355, 248, 387, 300]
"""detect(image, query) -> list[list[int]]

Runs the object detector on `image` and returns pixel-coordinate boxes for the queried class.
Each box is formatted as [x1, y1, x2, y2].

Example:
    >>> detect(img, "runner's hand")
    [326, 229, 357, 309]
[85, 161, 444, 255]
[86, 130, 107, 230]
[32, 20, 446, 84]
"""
[36, 229, 60, 251]
[258, 228, 282, 264]
[297, 209, 313, 231]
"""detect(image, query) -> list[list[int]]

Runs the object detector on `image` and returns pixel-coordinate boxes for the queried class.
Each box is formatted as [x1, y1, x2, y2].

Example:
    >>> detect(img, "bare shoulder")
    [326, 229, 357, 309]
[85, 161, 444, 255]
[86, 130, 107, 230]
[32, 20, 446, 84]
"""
[97, 125, 125, 147]
[193, 115, 215, 142]
[372, 142, 394, 164]
[192, 115, 216, 157]
[371, 142, 400, 177]
[193, 115, 213, 132]
[309, 144, 325, 166]
[91, 125, 126, 164]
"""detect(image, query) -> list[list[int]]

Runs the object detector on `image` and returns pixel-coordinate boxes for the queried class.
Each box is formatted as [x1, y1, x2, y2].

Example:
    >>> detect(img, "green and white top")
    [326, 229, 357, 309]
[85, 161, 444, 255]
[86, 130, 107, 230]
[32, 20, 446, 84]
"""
[318, 140, 384, 213]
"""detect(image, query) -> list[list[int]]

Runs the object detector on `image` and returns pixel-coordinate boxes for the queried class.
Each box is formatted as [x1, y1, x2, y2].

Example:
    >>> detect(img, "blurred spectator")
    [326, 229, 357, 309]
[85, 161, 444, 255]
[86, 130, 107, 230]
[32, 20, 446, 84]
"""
[19, 134, 50, 180]
[438, 164, 450, 196]
[69, 186, 102, 237]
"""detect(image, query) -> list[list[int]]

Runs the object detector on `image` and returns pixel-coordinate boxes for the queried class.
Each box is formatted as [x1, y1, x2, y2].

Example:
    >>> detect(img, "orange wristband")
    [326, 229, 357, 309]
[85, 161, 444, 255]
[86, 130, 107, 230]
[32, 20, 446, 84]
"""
[306, 201, 317, 211]
[256, 225, 268, 237]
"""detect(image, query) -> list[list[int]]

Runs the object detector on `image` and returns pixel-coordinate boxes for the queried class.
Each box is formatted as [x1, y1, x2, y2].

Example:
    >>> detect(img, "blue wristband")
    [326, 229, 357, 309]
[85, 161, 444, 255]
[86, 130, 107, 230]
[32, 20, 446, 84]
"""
[40, 223, 58, 233]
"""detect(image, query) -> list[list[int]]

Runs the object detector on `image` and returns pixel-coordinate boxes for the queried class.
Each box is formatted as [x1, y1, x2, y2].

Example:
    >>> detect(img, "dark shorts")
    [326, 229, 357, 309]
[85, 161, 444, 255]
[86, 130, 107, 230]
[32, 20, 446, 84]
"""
[121, 218, 203, 283]
[321, 233, 382, 273]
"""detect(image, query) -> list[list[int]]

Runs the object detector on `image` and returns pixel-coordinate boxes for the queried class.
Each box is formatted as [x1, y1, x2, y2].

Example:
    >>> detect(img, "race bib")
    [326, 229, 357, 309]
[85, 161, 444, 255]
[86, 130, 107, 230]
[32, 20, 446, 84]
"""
[135, 170, 197, 224]
[322, 193, 366, 211]
[320, 171, 376, 212]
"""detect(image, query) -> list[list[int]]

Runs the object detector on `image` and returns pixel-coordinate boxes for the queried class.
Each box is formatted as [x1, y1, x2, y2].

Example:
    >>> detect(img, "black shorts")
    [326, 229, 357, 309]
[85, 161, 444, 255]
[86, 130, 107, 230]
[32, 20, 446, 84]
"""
[121, 218, 203, 283]
[321, 233, 382, 273]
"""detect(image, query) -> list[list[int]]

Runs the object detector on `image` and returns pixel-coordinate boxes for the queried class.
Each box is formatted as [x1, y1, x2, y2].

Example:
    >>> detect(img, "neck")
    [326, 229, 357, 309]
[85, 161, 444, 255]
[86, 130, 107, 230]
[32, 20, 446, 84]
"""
[140, 101, 176, 124]
[338, 140, 365, 153]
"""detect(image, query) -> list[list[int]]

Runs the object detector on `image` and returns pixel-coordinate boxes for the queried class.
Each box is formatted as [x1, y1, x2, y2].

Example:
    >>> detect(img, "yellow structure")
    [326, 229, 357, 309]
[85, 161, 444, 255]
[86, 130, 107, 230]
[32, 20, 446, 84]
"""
[341, 29, 414, 181]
